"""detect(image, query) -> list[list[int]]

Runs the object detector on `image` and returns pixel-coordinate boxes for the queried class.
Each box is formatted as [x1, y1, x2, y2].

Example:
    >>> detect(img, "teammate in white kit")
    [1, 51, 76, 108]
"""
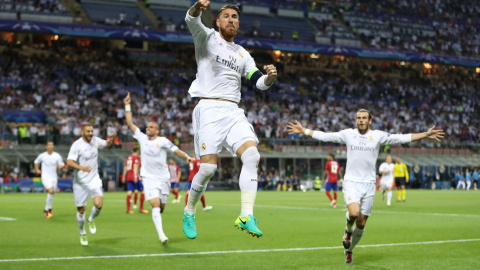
[67, 124, 115, 246]
[124, 93, 193, 245]
[34, 141, 64, 219]
[183, 0, 278, 239]
[378, 155, 395, 206]
[287, 109, 444, 264]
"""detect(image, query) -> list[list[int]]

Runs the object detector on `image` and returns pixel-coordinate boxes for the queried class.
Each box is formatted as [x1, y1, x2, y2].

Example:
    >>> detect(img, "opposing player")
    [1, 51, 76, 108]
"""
[124, 92, 193, 245]
[34, 141, 65, 218]
[378, 155, 395, 206]
[287, 109, 444, 264]
[122, 147, 148, 214]
[183, 0, 277, 239]
[168, 158, 182, 203]
[322, 153, 343, 208]
[185, 152, 212, 211]
[394, 156, 409, 202]
[67, 124, 115, 246]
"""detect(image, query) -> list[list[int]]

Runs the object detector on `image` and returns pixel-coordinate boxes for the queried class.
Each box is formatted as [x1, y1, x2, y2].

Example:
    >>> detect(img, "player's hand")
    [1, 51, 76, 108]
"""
[196, 0, 210, 10]
[81, 166, 92, 172]
[186, 156, 194, 163]
[35, 170, 41, 175]
[124, 92, 131, 105]
[426, 125, 445, 141]
[263, 64, 277, 84]
[286, 120, 305, 134]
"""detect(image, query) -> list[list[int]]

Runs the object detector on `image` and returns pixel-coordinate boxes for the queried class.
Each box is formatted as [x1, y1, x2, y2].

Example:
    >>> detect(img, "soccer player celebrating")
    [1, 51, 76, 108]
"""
[124, 92, 193, 245]
[287, 109, 444, 264]
[183, 0, 277, 239]
[322, 153, 343, 208]
[168, 158, 182, 203]
[394, 156, 409, 202]
[34, 141, 64, 218]
[122, 147, 148, 214]
[185, 152, 212, 211]
[67, 124, 115, 246]
[379, 155, 395, 206]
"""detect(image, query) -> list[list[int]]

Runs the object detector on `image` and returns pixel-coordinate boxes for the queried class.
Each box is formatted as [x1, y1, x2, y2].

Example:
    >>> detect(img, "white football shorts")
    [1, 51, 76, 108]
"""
[193, 99, 258, 159]
[380, 179, 394, 190]
[73, 178, 103, 207]
[42, 177, 58, 190]
[343, 180, 376, 216]
[143, 177, 169, 204]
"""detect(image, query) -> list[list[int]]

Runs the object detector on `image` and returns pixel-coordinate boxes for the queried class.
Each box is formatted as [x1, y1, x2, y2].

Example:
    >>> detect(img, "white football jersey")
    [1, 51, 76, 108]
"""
[379, 162, 395, 183]
[34, 152, 64, 181]
[133, 128, 179, 181]
[312, 129, 411, 183]
[185, 12, 258, 103]
[67, 136, 106, 184]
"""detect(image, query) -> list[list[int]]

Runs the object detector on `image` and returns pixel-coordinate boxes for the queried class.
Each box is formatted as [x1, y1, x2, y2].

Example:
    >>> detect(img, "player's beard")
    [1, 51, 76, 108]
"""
[357, 123, 370, 134]
[220, 24, 237, 41]
[82, 134, 93, 143]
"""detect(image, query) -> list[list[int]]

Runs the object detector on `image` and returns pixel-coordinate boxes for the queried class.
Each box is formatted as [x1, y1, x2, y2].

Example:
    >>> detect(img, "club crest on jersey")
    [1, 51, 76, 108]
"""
[201, 143, 206, 151]
[238, 52, 243, 58]
[369, 136, 373, 141]
[348, 196, 351, 201]
[156, 144, 159, 148]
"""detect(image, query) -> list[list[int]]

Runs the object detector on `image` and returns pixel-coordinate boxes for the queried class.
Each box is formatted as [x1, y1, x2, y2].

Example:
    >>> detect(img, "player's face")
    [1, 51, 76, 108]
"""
[170, 159, 175, 165]
[46, 142, 54, 152]
[145, 122, 159, 137]
[355, 112, 371, 134]
[217, 9, 239, 40]
[386, 155, 392, 163]
[396, 157, 401, 163]
[81, 126, 94, 142]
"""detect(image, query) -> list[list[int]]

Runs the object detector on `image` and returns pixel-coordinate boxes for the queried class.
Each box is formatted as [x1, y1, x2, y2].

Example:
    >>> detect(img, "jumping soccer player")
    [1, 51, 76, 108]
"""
[34, 141, 64, 218]
[287, 109, 444, 264]
[183, 0, 277, 239]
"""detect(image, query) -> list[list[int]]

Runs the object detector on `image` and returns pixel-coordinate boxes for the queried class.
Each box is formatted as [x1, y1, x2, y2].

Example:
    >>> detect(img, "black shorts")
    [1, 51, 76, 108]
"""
[474, 180, 478, 185]
[395, 177, 406, 187]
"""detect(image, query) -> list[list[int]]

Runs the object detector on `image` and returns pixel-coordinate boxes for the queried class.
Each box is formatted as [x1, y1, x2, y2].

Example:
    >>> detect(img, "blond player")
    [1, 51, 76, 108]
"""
[378, 155, 395, 206]
[67, 124, 115, 246]
[34, 141, 64, 218]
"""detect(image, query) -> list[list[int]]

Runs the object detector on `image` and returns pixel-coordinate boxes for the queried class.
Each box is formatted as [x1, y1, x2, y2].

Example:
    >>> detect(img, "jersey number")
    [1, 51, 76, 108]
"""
[126, 159, 133, 170]
[331, 163, 338, 174]
[189, 162, 194, 171]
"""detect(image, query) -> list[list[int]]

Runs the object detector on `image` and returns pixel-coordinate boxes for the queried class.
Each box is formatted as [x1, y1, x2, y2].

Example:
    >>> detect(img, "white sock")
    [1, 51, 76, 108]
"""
[239, 147, 260, 217]
[348, 227, 365, 252]
[387, 190, 392, 202]
[45, 193, 53, 211]
[152, 207, 166, 239]
[345, 211, 354, 233]
[185, 163, 217, 215]
[88, 206, 101, 222]
[77, 212, 86, 235]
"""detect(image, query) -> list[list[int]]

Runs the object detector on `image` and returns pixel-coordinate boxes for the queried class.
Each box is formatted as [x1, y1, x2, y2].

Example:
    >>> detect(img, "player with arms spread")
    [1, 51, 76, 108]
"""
[287, 109, 444, 264]
[122, 147, 148, 214]
[322, 153, 343, 208]
[67, 124, 115, 246]
[34, 141, 65, 218]
[183, 0, 278, 239]
[124, 92, 193, 245]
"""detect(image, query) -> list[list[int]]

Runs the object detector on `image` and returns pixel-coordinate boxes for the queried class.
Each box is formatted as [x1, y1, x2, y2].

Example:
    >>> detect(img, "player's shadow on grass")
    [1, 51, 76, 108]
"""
[89, 237, 128, 245]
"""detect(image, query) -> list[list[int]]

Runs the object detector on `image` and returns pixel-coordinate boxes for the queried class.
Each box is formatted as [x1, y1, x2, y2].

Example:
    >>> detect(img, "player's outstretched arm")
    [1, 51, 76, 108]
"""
[287, 120, 313, 137]
[411, 125, 445, 142]
[189, 0, 209, 17]
[106, 133, 115, 148]
[174, 149, 194, 164]
[263, 65, 277, 86]
[124, 92, 138, 134]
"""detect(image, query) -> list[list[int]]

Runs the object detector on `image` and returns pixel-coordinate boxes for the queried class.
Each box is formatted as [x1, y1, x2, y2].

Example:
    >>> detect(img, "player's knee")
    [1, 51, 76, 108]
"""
[77, 207, 86, 214]
[199, 163, 217, 179]
[240, 147, 260, 165]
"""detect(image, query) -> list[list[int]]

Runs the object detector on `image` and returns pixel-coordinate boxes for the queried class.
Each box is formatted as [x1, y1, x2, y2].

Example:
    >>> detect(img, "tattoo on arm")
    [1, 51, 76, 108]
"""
[189, 3, 201, 17]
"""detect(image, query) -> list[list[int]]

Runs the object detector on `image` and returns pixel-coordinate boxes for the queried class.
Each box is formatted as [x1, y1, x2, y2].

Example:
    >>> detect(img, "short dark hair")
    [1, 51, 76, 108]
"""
[132, 147, 139, 153]
[46, 141, 54, 145]
[81, 123, 93, 131]
[328, 153, 335, 160]
[217, 5, 240, 18]
[357, 109, 372, 120]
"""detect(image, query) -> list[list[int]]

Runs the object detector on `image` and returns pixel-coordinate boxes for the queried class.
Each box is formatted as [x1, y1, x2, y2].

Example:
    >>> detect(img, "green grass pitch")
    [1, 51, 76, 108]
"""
[1, 190, 479, 270]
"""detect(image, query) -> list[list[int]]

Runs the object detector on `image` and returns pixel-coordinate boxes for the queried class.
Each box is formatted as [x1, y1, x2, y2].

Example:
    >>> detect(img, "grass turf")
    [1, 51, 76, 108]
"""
[0, 190, 479, 270]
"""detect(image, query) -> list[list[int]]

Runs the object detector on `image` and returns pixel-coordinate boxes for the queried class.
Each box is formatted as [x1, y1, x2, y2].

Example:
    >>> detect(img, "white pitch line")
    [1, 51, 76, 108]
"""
[0, 217, 17, 221]
[1, 238, 479, 263]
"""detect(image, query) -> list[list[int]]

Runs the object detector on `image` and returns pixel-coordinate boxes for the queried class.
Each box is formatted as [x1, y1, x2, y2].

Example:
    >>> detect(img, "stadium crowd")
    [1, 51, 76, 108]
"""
[0, 43, 478, 149]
